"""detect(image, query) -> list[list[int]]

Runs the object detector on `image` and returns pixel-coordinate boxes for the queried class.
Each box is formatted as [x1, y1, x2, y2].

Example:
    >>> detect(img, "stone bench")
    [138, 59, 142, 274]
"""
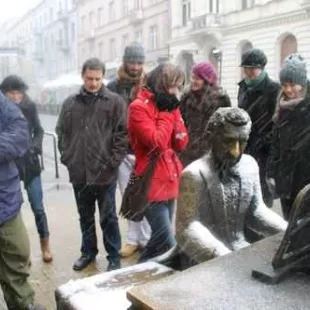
[128, 234, 310, 309]
[55, 262, 175, 310]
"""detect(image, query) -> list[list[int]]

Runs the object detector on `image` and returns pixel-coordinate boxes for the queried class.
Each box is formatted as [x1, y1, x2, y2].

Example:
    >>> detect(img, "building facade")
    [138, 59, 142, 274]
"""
[170, 0, 310, 102]
[0, 0, 78, 99]
[77, 0, 170, 78]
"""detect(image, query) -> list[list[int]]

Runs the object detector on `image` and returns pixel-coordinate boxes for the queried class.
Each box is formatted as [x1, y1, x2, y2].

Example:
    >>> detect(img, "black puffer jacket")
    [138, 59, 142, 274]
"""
[267, 84, 310, 200]
[179, 86, 231, 167]
[16, 96, 44, 187]
[238, 75, 280, 167]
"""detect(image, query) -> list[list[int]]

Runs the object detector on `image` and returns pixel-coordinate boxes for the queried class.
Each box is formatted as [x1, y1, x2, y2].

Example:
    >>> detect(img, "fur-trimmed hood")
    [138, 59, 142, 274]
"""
[273, 81, 310, 123]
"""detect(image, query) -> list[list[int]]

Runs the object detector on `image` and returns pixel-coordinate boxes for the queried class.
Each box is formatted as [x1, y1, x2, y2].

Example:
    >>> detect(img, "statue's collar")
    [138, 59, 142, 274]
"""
[207, 153, 240, 179]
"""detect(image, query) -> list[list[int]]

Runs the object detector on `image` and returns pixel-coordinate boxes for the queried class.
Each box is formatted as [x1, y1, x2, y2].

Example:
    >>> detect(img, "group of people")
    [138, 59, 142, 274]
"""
[0, 40, 309, 309]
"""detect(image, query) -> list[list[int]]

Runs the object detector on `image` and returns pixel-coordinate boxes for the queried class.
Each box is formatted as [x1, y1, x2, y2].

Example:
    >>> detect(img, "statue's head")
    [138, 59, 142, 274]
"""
[207, 107, 251, 169]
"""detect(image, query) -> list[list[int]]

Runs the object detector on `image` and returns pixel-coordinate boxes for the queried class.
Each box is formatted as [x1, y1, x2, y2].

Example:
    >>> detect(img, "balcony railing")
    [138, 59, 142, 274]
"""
[189, 13, 220, 32]
[86, 29, 96, 41]
[128, 9, 144, 25]
[57, 9, 68, 22]
[300, 0, 310, 8]
[33, 51, 44, 62]
[33, 27, 42, 36]
[56, 39, 69, 53]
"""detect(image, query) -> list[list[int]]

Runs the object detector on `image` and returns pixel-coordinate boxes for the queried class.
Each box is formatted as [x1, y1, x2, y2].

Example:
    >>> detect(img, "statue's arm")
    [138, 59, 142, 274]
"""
[247, 170, 287, 235]
[176, 171, 231, 262]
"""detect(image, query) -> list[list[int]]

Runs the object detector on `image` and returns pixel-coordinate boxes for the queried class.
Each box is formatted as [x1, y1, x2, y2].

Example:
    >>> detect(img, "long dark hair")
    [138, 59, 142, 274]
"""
[146, 63, 185, 94]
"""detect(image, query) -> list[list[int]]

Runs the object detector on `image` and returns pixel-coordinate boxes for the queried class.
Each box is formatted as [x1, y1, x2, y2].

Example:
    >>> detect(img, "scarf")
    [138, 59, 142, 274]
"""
[116, 64, 145, 100]
[244, 71, 266, 90]
[272, 88, 306, 123]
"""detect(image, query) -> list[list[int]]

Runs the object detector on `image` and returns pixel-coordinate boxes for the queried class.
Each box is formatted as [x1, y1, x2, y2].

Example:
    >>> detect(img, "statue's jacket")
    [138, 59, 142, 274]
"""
[176, 153, 287, 264]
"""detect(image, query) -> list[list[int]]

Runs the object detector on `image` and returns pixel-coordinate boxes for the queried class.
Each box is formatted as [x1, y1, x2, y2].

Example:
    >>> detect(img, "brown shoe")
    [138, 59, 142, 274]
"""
[40, 238, 53, 263]
[120, 244, 139, 258]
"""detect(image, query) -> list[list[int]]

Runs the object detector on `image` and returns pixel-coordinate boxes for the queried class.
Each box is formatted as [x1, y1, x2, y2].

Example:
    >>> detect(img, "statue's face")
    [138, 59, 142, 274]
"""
[212, 124, 249, 169]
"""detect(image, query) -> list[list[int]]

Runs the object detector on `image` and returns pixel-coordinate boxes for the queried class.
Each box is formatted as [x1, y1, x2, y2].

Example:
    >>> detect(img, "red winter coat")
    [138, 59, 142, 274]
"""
[128, 89, 188, 202]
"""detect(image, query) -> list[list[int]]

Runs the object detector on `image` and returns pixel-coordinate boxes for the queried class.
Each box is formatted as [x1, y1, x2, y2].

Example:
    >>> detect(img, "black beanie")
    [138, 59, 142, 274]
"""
[241, 48, 267, 69]
[0, 75, 28, 93]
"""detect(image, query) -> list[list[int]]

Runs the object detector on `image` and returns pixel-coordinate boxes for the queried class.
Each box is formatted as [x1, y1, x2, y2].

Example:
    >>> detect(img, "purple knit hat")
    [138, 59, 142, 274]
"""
[192, 61, 218, 86]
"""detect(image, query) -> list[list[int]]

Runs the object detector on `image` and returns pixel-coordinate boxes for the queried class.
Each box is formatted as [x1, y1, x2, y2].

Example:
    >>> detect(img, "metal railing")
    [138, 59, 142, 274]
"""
[40, 131, 59, 179]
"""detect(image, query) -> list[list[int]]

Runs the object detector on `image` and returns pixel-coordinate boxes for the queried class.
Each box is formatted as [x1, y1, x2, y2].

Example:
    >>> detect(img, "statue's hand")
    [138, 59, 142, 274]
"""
[215, 244, 231, 256]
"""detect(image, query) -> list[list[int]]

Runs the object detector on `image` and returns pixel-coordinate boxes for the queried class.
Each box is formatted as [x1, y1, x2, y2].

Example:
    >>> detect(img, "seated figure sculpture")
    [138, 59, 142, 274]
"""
[172, 107, 287, 266]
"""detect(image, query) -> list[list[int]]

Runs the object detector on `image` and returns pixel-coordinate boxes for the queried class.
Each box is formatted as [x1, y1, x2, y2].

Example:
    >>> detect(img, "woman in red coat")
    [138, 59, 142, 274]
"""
[128, 64, 188, 262]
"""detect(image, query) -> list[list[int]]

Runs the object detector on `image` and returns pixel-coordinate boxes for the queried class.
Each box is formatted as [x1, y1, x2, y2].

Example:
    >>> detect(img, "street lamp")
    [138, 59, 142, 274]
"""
[212, 48, 222, 85]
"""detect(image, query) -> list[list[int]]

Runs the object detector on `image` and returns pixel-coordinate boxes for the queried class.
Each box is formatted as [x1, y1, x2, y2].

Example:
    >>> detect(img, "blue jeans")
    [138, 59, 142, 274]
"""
[26, 176, 49, 239]
[73, 183, 121, 262]
[139, 200, 176, 262]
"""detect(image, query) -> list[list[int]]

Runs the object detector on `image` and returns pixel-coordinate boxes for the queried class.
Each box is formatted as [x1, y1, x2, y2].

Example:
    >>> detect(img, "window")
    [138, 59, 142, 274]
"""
[182, 0, 191, 26]
[71, 22, 75, 42]
[110, 38, 116, 59]
[134, 0, 143, 9]
[98, 42, 103, 59]
[281, 35, 298, 65]
[89, 11, 95, 29]
[122, 34, 129, 49]
[149, 25, 158, 50]
[49, 8, 53, 22]
[123, 0, 129, 16]
[209, 0, 220, 13]
[242, 0, 255, 9]
[135, 29, 142, 43]
[109, 1, 116, 21]
[97, 7, 103, 27]
[81, 16, 86, 34]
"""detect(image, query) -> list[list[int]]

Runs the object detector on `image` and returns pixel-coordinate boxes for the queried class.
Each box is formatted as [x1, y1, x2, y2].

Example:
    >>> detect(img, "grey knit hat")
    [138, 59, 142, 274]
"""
[279, 53, 308, 86]
[123, 42, 145, 63]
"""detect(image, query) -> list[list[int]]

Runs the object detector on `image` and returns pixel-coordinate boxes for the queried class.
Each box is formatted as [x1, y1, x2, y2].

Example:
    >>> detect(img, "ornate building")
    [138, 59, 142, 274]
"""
[77, 0, 170, 78]
[170, 0, 310, 102]
[0, 0, 78, 99]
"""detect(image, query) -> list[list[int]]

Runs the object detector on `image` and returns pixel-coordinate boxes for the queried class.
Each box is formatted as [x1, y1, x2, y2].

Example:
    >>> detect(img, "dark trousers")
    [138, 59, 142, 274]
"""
[139, 200, 176, 262]
[0, 212, 35, 310]
[73, 183, 121, 262]
[25, 175, 49, 239]
[258, 159, 274, 208]
[280, 197, 294, 221]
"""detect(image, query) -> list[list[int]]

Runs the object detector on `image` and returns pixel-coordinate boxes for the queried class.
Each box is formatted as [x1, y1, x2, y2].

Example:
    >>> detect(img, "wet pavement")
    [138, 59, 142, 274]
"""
[0, 114, 283, 310]
[0, 114, 138, 310]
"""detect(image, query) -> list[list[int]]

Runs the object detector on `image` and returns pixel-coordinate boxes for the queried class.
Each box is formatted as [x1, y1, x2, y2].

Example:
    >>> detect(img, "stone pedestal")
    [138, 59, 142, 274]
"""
[55, 262, 174, 310]
[128, 234, 310, 310]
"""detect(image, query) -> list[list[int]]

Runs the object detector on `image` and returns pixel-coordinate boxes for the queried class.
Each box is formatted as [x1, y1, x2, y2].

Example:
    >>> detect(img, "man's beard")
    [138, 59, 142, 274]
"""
[127, 69, 142, 78]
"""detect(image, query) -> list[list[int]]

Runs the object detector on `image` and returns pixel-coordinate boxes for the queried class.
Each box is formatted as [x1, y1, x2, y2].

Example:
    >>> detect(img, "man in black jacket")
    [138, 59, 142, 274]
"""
[56, 58, 128, 271]
[238, 48, 280, 208]
[107, 42, 151, 258]
[0, 75, 53, 264]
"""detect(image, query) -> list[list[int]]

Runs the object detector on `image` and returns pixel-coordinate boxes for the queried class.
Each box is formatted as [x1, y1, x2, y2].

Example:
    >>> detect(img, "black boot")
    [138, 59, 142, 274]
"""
[73, 254, 96, 271]
[107, 259, 121, 271]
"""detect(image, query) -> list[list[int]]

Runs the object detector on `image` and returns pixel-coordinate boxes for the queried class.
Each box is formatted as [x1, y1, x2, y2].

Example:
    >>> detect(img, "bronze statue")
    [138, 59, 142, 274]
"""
[156, 107, 287, 268]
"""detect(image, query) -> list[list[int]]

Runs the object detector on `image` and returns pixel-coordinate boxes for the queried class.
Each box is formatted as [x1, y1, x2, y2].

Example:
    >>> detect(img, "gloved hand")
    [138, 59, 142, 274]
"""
[30, 146, 42, 155]
[155, 92, 180, 112]
[266, 178, 276, 197]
